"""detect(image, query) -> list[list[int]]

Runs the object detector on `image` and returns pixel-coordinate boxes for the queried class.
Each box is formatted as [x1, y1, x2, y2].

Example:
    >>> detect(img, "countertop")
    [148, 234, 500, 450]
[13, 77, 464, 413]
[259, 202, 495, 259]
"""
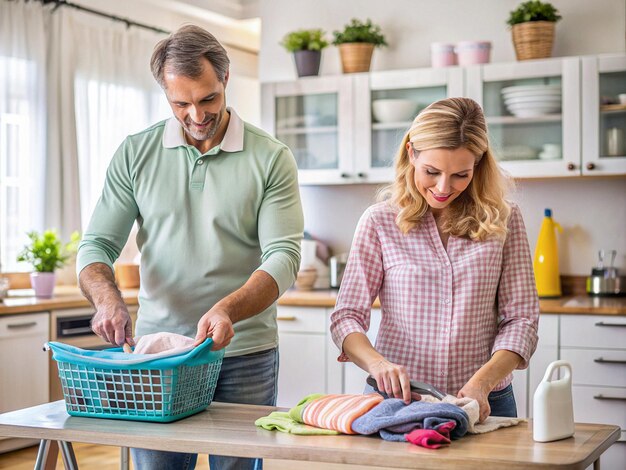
[1, 286, 625, 316]
[277, 289, 626, 315]
[0, 286, 139, 316]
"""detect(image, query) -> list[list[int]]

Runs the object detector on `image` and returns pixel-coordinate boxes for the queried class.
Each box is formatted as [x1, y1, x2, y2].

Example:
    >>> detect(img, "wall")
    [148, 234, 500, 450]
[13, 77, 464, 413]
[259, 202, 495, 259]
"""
[260, 0, 626, 275]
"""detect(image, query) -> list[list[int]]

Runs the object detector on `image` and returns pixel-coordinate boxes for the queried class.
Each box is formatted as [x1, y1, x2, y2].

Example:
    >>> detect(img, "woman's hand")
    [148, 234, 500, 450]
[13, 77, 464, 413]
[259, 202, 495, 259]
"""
[368, 359, 419, 404]
[457, 380, 491, 422]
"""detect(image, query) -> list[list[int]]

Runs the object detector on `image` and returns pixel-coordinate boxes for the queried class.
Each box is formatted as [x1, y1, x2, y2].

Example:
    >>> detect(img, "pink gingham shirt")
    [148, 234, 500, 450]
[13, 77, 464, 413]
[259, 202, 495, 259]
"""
[330, 201, 539, 395]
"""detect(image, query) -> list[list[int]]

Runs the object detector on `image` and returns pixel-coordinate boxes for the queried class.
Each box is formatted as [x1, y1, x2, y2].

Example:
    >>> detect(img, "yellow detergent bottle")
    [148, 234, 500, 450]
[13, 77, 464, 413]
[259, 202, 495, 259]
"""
[533, 208, 563, 298]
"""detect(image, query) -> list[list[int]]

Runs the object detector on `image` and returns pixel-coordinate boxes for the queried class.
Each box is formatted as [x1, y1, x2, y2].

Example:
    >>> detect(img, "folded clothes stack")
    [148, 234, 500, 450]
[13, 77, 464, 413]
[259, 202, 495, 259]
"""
[255, 392, 526, 449]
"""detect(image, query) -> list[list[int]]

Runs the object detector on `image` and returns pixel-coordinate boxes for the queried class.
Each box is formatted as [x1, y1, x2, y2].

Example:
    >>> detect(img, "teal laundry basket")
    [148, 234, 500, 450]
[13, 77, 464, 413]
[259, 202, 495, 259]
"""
[46, 338, 224, 423]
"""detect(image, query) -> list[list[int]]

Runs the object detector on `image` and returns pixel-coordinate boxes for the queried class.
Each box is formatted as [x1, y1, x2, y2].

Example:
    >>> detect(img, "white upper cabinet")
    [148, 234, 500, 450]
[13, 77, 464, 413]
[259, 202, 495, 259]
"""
[262, 54, 626, 184]
[581, 54, 626, 176]
[466, 57, 581, 178]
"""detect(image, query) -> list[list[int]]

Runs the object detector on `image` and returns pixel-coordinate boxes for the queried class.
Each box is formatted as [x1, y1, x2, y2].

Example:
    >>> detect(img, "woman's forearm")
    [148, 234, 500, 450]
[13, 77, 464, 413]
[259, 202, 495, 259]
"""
[468, 349, 523, 391]
[342, 332, 384, 373]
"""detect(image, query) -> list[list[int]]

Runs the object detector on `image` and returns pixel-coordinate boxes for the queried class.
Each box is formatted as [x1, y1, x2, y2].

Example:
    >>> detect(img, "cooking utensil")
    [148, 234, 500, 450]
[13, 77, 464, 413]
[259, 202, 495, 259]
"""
[366, 375, 446, 400]
[329, 253, 348, 289]
[586, 249, 625, 296]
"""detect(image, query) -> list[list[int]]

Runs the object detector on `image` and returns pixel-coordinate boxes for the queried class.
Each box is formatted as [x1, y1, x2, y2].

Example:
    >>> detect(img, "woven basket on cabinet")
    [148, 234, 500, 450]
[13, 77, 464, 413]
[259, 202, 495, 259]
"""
[511, 21, 555, 61]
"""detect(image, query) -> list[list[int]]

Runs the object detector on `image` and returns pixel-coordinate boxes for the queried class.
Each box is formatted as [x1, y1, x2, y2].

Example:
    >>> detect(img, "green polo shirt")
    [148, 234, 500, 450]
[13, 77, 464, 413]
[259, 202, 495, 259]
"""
[77, 108, 303, 357]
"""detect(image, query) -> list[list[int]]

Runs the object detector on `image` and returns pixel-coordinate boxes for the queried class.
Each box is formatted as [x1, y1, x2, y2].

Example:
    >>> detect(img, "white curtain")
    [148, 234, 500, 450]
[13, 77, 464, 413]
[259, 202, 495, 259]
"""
[0, 0, 47, 271]
[65, 10, 170, 226]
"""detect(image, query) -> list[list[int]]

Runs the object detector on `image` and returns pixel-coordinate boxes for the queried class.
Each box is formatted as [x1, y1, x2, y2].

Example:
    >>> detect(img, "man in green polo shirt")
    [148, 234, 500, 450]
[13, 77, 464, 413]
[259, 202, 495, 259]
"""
[77, 25, 303, 470]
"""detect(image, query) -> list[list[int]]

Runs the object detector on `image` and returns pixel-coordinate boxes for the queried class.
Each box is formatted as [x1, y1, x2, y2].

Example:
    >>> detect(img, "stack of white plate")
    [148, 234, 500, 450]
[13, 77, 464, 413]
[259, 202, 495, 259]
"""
[501, 85, 562, 118]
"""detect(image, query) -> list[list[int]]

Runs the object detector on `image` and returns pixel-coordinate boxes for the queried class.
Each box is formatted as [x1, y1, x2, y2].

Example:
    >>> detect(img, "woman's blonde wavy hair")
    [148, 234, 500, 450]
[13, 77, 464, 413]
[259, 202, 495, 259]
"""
[379, 97, 512, 241]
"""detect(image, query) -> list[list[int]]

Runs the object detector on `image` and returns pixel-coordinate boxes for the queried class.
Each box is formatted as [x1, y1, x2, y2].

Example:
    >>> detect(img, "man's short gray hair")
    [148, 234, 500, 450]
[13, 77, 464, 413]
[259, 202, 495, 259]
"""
[151, 24, 230, 87]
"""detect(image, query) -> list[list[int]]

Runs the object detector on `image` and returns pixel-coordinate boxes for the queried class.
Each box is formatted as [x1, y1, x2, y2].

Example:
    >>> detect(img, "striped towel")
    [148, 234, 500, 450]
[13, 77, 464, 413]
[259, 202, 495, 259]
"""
[301, 393, 384, 434]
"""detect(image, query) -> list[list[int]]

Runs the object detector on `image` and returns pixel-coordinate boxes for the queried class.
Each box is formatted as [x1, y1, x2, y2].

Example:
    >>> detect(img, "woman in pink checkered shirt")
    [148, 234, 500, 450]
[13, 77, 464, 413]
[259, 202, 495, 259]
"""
[330, 97, 539, 422]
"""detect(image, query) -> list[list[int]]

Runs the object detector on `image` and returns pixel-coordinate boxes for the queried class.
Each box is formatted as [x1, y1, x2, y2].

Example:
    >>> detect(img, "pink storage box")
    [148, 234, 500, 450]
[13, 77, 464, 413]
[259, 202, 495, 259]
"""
[455, 41, 492, 66]
[430, 42, 457, 68]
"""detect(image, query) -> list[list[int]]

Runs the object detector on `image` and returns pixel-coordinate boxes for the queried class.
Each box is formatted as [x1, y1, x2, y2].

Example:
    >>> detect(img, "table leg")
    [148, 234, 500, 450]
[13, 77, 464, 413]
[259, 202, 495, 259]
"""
[593, 457, 600, 470]
[120, 447, 130, 470]
[33, 440, 58, 470]
[59, 441, 79, 470]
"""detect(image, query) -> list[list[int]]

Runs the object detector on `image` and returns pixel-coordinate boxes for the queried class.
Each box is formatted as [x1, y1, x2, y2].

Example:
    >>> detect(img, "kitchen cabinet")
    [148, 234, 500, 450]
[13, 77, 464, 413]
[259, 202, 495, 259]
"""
[0, 312, 49, 451]
[582, 54, 626, 175]
[342, 308, 382, 394]
[560, 314, 626, 470]
[262, 54, 626, 183]
[262, 67, 463, 185]
[466, 57, 582, 178]
[275, 306, 342, 407]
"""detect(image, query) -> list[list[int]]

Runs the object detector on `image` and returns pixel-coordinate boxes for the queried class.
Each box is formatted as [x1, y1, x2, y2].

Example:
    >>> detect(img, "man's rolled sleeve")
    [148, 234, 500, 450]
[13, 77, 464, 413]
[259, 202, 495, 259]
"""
[76, 138, 139, 276]
[256, 147, 304, 295]
[492, 204, 540, 369]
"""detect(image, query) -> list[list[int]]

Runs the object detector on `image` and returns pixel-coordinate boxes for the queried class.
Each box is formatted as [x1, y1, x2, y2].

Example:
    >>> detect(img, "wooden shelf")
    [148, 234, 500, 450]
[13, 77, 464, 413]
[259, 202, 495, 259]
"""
[600, 103, 626, 114]
[276, 126, 337, 136]
[372, 121, 413, 131]
[487, 115, 562, 125]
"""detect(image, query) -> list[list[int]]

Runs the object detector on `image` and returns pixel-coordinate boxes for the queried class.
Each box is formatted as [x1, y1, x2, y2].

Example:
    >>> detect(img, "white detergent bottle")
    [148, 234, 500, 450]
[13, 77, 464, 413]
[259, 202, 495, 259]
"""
[533, 360, 575, 442]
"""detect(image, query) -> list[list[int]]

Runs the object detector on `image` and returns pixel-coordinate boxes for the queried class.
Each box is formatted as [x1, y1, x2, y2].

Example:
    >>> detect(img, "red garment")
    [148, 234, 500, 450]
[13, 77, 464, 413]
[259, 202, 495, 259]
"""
[330, 202, 539, 395]
[405, 429, 451, 449]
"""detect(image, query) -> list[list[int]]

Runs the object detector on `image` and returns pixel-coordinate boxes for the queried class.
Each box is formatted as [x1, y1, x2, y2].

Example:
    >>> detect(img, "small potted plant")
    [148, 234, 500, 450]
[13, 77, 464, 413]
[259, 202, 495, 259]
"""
[332, 18, 387, 73]
[280, 28, 329, 77]
[507, 0, 562, 61]
[16, 230, 80, 298]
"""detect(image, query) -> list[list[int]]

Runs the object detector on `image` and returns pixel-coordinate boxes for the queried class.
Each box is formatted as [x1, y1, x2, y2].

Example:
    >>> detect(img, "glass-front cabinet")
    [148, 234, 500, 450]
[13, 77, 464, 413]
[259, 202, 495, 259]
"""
[582, 54, 626, 175]
[466, 57, 581, 178]
[262, 54, 626, 185]
[354, 67, 463, 183]
[261, 76, 353, 185]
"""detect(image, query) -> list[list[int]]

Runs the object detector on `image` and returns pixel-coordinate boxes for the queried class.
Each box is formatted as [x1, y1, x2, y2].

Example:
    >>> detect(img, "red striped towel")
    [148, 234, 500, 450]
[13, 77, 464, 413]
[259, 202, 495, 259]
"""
[301, 393, 384, 434]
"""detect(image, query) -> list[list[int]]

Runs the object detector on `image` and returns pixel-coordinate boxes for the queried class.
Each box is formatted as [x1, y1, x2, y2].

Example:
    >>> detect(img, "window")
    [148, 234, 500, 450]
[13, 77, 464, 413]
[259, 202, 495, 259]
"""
[0, 56, 45, 272]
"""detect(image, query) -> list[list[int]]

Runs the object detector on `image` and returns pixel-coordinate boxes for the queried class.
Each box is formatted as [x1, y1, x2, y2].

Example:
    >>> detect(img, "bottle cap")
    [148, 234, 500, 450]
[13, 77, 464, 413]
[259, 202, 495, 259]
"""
[544, 208, 552, 217]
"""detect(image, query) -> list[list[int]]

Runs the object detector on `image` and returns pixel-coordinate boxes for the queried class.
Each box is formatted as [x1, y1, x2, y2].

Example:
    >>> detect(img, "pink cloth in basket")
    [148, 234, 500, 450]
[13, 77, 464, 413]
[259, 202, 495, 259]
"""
[132, 332, 195, 354]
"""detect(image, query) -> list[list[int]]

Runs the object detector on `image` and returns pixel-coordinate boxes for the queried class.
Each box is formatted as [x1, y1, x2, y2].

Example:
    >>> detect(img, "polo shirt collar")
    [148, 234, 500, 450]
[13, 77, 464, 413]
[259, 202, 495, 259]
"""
[162, 106, 243, 152]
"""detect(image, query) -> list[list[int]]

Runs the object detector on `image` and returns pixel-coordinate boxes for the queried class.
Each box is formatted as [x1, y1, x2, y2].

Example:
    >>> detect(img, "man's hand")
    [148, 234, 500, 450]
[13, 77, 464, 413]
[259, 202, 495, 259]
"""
[194, 306, 235, 350]
[91, 301, 134, 347]
[457, 380, 491, 422]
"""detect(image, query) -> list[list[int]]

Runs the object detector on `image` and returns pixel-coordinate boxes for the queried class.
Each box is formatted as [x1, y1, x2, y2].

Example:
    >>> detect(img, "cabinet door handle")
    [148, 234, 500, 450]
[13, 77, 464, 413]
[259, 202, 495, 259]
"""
[277, 316, 297, 321]
[594, 321, 626, 327]
[7, 321, 37, 329]
[593, 394, 626, 401]
[340, 173, 350, 178]
[594, 357, 626, 364]
[586, 162, 596, 170]
[567, 162, 576, 171]
[357, 172, 367, 178]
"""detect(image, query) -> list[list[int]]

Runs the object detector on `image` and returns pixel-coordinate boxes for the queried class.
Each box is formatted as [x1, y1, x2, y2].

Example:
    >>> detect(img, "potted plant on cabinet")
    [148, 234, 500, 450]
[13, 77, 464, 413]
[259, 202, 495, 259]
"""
[16, 230, 80, 298]
[332, 18, 387, 73]
[507, 0, 562, 61]
[280, 28, 329, 77]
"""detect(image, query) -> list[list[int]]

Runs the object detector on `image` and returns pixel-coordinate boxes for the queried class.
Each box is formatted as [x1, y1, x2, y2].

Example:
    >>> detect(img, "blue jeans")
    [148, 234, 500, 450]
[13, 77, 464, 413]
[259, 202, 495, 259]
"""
[131, 347, 279, 470]
[488, 383, 517, 417]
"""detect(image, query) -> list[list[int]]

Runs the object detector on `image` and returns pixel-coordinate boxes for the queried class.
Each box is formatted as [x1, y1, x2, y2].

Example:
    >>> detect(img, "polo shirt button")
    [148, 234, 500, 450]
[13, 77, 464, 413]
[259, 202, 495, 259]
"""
[444, 261, 450, 267]
[443, 299, 450, 305]
[197, 159, 204, 165]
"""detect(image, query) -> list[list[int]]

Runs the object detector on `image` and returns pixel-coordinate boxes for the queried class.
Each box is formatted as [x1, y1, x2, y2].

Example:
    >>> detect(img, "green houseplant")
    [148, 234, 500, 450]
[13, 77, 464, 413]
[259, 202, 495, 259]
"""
[17, 230, 80, 298]
[507, 0, 562, 61]
[332, 18, 387, 73]
[280, 29, 329, 77]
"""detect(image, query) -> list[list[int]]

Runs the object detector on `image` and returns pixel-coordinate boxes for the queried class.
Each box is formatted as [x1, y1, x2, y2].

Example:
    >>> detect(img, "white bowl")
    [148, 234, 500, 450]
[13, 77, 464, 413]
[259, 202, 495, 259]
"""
[372, 99, 418, 123]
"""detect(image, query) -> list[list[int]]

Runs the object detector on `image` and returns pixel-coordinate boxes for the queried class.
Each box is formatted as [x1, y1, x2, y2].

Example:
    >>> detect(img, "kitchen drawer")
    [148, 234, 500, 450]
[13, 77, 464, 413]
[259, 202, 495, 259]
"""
[571, 385, 626, 430]
[0, 313, 48, 339]
[561, 348, 626, 387]
[561, 315, 626, 349]
[276, 307, 326, 334]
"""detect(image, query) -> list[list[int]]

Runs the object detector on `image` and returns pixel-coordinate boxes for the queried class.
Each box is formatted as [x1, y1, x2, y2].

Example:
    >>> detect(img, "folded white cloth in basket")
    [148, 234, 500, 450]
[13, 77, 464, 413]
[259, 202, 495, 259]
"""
[133, 332, 195, 355]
